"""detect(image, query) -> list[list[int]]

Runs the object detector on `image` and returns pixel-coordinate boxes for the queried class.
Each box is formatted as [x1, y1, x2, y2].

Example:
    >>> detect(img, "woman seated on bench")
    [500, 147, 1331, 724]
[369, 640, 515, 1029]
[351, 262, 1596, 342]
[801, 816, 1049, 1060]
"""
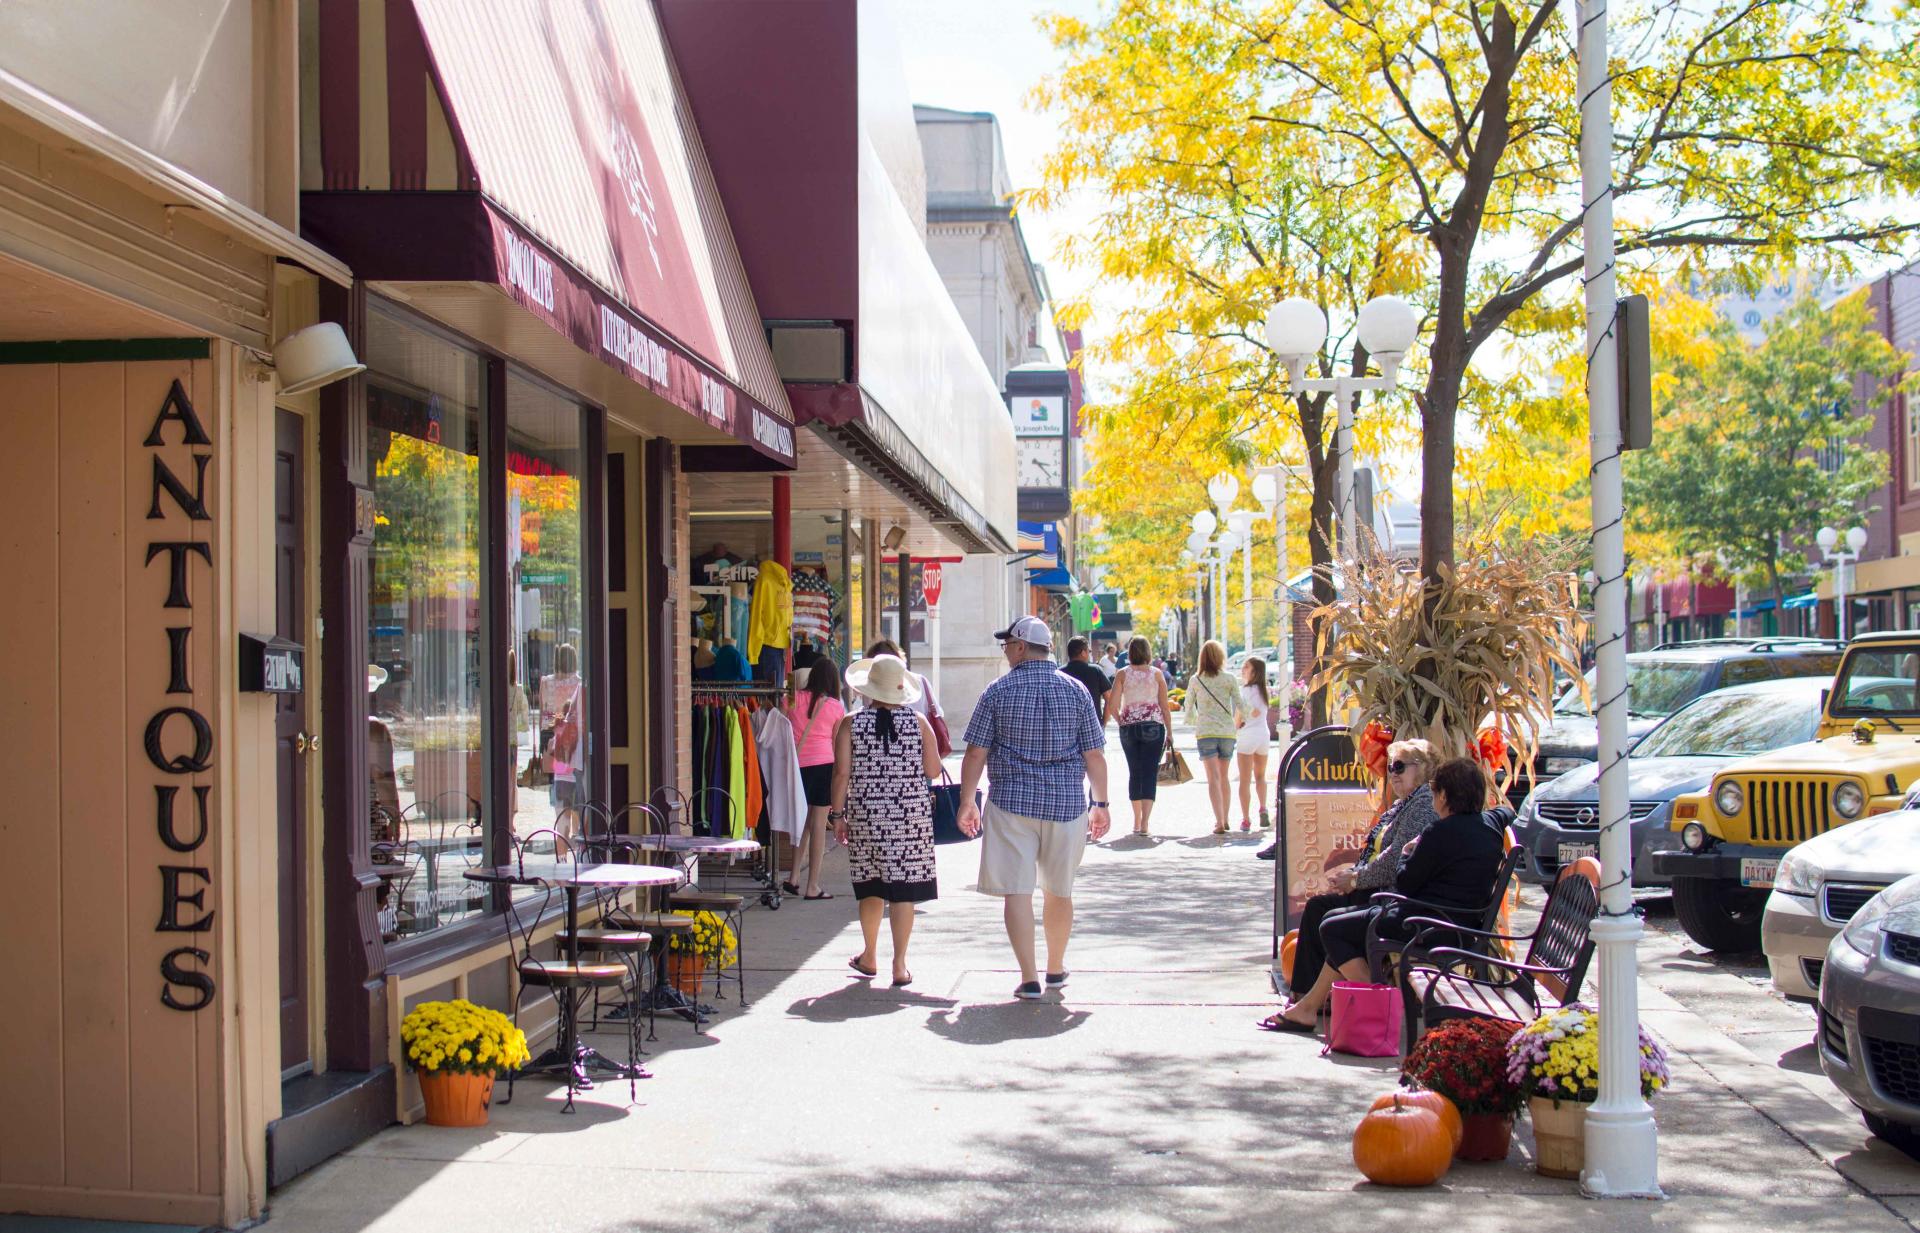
[1258, 739, 1439, 1032]
[1263, 757, 1513, 1033]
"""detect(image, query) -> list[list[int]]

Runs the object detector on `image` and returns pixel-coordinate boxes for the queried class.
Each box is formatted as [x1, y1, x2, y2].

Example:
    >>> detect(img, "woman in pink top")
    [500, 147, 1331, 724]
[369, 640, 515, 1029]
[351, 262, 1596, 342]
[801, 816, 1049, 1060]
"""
[784, 656, 846, 900]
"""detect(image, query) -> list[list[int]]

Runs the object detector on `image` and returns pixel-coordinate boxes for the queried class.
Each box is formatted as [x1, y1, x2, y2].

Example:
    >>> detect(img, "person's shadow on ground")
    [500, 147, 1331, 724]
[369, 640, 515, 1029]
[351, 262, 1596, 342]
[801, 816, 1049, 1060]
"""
[925, 1002, 1090, 1046]
[785, 981, 956, 1024]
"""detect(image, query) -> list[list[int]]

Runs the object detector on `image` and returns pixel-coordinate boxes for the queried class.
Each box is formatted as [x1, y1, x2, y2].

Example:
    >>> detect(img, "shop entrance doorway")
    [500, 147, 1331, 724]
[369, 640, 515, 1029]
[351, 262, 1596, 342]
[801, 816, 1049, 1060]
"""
[275, 408, 311, 1076]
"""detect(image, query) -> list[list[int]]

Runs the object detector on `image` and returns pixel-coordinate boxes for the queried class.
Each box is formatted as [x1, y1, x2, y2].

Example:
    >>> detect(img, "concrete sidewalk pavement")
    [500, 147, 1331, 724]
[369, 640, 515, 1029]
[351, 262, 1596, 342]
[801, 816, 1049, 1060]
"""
[261, 762, 1920, 1232]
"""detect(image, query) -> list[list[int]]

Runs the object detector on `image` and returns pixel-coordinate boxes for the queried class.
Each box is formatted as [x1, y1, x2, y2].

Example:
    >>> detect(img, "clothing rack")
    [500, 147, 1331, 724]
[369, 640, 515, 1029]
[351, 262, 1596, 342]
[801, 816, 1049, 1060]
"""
[691, 683, 793, 905]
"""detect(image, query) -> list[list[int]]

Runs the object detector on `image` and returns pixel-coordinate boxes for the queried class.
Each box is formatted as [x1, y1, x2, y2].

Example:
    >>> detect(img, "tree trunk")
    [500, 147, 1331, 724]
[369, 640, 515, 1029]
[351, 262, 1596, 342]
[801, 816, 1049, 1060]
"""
[1301, 393, 1338, 728]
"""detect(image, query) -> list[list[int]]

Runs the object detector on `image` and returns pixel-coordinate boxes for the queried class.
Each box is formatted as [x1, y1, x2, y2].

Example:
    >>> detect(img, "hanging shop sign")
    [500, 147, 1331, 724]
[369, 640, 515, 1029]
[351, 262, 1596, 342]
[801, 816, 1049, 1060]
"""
[145, 379, 217, 1011]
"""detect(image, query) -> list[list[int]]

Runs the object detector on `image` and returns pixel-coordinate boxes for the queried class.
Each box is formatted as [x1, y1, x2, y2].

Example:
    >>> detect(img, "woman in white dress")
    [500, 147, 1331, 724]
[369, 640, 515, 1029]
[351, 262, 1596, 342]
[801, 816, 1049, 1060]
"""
[1235, 657, 1273, 833]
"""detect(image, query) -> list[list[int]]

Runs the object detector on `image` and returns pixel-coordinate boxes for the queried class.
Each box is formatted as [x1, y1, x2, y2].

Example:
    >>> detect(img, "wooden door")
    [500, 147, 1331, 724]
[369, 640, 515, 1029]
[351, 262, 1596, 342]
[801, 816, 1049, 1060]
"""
[275, 409, 310, 1075]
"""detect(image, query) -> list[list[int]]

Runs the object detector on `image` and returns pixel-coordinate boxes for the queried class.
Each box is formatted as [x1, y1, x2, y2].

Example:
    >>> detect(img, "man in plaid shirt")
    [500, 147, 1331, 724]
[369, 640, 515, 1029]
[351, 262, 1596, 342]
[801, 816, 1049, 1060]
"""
[957, 615, 1112, 1000]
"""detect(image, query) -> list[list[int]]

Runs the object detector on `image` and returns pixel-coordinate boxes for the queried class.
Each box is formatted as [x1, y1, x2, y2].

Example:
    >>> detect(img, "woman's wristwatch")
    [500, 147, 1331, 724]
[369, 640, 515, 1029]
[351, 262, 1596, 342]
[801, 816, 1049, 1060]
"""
[1089, 800, 1109, 809]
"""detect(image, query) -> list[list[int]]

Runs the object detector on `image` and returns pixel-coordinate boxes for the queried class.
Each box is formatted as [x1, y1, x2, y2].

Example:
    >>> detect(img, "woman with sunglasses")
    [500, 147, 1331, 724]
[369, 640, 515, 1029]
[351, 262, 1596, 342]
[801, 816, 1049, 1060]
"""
[1257, 738, 1438, 1031]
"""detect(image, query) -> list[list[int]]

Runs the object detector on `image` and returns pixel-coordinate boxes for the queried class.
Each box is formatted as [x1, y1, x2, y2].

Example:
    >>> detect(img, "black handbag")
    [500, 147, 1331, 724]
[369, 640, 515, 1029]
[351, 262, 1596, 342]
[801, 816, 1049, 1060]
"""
[931, 772, 980, 845]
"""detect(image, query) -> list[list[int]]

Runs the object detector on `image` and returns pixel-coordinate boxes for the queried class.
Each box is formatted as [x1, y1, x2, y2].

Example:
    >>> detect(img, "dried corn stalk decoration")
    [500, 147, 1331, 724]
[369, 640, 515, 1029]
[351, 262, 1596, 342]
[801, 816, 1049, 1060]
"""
[1310, 532, 1589, 795]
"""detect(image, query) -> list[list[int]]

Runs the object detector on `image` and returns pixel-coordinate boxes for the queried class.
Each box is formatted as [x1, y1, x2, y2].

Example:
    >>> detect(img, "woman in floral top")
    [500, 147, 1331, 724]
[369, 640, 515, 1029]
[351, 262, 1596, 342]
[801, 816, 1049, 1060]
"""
[1258, 738, 1439, 1030]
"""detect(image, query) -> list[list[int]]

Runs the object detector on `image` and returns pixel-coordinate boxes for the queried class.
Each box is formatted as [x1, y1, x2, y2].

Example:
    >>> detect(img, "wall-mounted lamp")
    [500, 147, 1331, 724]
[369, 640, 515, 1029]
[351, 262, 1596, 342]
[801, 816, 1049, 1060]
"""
[881, 524, 907, 551]
[272, 322, 366, 395]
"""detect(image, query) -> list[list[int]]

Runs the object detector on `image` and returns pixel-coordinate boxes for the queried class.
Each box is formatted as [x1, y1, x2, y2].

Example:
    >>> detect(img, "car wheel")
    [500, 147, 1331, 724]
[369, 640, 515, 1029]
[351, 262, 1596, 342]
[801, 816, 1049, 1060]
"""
[1864, 1110, 1920, 1156]
[1672, 875, 1765, 952]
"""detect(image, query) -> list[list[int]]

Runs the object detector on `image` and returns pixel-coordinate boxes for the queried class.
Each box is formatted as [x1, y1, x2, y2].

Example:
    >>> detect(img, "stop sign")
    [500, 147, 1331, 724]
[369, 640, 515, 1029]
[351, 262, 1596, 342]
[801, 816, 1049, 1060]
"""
[922, 562, 944, 608]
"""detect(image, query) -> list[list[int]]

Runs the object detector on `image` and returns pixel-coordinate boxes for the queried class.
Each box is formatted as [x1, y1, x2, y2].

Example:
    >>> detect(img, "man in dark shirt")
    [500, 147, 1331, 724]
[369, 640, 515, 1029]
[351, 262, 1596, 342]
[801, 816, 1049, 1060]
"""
[1060, 637, 1111, 719]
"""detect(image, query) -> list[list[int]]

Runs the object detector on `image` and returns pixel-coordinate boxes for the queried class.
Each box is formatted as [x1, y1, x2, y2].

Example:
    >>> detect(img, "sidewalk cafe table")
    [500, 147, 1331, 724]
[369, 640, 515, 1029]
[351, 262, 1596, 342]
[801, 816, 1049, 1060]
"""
[619, 835, 761, 1017]
[465, 862, 680, 1086]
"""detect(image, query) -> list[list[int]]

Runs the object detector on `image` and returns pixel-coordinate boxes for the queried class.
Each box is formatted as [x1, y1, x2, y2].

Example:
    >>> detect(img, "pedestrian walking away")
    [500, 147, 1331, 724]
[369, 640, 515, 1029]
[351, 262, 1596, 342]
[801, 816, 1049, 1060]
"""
[1061, 636, 1113, 716]
[1106, 635, 1172, 836]
[1186, 640, 1237, 835]
[955, 615, 1112, 1000]
[832, 654, 943, 988]
[784, 656, 846, 901]
[1234, 656, 1272, 832]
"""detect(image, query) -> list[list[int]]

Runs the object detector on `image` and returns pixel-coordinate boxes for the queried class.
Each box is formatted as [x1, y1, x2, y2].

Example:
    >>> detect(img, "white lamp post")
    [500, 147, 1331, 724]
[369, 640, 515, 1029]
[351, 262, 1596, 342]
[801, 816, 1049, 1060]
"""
[1228, 509, 1258, 654]
[1575, 0, 1660, 1197]
[1264, 294, 1418, 559]
[1253, 466, 1296, 679]
[1817, 525, 1868, 641]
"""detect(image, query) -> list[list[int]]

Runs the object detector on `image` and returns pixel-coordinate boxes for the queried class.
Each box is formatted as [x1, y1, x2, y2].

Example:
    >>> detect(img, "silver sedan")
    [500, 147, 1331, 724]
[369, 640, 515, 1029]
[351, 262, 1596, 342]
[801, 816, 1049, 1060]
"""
[1763, 811, 1920, 1000]
[1818, 873, 1920, 1146]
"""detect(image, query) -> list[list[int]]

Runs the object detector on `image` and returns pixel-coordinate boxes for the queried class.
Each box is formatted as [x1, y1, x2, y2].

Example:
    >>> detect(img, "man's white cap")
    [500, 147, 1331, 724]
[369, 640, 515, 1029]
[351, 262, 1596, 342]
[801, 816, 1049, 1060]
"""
[994, 615, 1053, 649]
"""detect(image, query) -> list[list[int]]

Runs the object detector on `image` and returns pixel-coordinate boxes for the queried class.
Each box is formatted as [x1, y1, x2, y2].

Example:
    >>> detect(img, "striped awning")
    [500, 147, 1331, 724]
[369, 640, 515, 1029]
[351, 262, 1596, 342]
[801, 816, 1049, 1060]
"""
[306, 0, 794, 464]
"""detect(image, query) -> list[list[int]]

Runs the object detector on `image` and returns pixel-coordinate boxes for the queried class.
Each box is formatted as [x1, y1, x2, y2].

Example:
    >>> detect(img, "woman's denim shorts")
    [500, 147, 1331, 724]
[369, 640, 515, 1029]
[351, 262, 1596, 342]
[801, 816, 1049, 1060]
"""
[1196, 736, 1236, 761]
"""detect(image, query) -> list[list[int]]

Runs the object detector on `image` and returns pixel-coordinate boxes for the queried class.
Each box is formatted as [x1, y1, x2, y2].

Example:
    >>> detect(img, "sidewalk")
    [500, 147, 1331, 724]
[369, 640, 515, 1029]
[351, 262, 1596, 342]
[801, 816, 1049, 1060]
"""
[262, 743, 1920, 1232]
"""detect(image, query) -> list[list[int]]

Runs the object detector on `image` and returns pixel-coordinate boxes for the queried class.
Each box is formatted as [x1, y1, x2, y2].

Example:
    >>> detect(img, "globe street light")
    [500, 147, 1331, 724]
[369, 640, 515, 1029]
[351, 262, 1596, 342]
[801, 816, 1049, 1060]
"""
[1817, 525, 1868, 641]
[1264, 293, 1418, 560]
[1208, 472, 1241, 514]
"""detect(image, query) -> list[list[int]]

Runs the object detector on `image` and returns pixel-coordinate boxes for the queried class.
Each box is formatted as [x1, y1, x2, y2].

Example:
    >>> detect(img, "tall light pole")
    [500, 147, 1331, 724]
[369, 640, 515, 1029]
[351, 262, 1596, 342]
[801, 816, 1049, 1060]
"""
[1818, 525, 1867, 641]
[1576, 0, 1660, 1198]
[1209, 473, 1242, 652]
[1264, 296, 1419, 560]
[1253, 466, 1292, 675]
[1229, 509, 1258, 654]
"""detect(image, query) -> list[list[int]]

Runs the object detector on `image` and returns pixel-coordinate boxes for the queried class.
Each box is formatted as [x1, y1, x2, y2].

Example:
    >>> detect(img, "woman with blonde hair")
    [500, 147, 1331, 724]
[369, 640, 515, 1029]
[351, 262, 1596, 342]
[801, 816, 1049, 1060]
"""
[1185, 640, 1237, 835]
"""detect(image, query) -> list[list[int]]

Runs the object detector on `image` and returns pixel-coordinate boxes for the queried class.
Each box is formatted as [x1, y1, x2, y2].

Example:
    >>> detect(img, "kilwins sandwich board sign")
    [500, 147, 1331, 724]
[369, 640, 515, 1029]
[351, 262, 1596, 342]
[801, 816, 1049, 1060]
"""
[1272, 727, 1379, 980]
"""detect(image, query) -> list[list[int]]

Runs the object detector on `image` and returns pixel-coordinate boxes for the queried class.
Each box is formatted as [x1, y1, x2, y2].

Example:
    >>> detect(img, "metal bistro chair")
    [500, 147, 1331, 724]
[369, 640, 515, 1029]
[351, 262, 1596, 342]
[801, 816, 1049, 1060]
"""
[562, 804, 654, 1037]
[1363, 835, 1527, 984]
[671, 786, 749, 1010]
[490, 829, 639, 1113]
[600, 802, 703, 1037]
[1398, 857, 1603, 1053]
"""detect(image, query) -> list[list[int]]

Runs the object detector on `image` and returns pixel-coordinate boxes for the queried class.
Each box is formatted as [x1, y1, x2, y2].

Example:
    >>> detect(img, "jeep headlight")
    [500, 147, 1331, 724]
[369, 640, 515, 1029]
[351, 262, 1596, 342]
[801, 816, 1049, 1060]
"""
[1681, 822, 1709, 852]
[1843, 894, 1891, 956]
[1833, 781, 1866, 820]
[1774, 852, 1820, 896]
[1714, 780, 1744, 818]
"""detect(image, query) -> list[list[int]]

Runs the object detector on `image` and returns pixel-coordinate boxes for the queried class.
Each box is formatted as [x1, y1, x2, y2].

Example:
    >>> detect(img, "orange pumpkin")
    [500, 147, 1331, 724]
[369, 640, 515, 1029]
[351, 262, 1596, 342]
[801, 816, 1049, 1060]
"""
[1353, 1096, 1453, 1187]
[1281, 930, 1300, 984]
[1371, 1088, 1462, 1153]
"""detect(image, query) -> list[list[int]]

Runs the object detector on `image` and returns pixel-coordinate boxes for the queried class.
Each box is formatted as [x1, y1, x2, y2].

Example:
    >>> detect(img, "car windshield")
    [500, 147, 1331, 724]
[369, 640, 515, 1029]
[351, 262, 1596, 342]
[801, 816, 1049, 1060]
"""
[1831, 648, 1920, 716]
[1553, 660, 1717, 720]
[1631, 689, 1819, 758]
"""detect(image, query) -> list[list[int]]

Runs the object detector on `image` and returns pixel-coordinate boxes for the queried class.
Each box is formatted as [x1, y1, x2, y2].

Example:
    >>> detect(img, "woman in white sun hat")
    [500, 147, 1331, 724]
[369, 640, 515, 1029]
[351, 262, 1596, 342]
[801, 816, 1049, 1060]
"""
[830, 654, 943, 988]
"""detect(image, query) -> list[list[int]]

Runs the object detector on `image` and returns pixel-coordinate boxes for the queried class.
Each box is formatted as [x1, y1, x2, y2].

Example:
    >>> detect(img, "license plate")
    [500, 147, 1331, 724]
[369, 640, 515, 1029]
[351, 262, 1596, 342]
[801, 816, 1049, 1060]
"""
[1558, 842, 1596, 867]
[1741, 858, 1778, 888]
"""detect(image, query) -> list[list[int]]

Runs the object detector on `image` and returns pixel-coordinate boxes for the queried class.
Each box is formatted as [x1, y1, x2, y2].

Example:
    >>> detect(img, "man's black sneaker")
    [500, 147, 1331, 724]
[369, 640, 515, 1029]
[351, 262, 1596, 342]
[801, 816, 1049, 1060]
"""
[1045, 971, 1068, 989]
[1256, 843, 1277, 860]
[1014, 981, 1045, 1000]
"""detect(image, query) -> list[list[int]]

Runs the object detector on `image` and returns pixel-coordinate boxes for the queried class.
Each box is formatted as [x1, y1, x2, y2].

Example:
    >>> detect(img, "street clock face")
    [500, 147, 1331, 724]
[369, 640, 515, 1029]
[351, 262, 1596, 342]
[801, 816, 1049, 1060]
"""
[1018, 438, 1064, 487]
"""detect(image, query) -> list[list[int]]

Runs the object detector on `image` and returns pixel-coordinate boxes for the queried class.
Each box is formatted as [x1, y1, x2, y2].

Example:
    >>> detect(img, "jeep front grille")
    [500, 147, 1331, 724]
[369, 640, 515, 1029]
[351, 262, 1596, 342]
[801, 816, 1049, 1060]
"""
[1739, 776, 1842, 845]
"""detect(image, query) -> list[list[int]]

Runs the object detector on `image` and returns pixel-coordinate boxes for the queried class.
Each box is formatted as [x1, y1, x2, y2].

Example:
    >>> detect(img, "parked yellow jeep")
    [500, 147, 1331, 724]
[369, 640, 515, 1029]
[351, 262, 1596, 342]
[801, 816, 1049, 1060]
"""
[1655, 630, 1920, 951]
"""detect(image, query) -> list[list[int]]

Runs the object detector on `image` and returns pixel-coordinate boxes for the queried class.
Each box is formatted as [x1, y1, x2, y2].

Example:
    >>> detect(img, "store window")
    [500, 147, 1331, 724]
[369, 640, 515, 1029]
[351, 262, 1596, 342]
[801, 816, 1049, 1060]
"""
[507, 370, 590, 843]
[363, 302, 490, 940]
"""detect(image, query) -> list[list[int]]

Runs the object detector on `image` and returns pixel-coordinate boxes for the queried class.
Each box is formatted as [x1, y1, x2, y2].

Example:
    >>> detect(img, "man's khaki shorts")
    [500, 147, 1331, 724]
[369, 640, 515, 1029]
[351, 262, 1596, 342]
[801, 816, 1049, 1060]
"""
[977, 800, 1089, 898]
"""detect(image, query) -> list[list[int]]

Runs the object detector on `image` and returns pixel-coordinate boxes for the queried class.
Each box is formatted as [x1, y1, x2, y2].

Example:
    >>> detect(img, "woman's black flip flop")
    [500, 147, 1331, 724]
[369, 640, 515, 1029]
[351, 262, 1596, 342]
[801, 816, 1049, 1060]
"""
[848, 957, 876, 978]
[1256, 1014, 1315, 1033]
[805, 890, 834, 900]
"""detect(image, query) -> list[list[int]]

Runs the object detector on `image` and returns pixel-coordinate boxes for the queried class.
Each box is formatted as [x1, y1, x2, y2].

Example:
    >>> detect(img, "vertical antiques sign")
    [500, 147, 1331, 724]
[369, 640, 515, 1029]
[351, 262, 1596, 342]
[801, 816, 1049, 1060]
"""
[146, 379, 217, 1010]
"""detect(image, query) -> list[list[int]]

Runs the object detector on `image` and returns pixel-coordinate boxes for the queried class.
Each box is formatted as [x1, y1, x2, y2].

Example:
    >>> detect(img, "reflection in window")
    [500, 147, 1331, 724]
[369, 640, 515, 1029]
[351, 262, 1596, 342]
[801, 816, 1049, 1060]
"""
[507, 371, 589, 846]
[364, 304, 488, 941]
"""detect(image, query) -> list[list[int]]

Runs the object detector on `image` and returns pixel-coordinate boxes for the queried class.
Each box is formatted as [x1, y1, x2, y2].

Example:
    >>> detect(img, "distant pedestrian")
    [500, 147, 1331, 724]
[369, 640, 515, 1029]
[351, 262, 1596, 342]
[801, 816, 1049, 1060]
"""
[832, 655, 943, 987]
[1235, 656, 1272, 832]
[956, 615, 1112, 1000]
[1187, 640, 1237, 835]
[1098, 643, 1120, 679]
[1106, 635, 1173, 836]
[1061, 636, 1112, 716]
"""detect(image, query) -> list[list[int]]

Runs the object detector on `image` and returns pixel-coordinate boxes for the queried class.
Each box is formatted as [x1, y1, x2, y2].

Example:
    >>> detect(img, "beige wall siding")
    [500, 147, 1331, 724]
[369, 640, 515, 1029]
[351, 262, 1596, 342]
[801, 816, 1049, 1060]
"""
[0, 348, 277, 1225]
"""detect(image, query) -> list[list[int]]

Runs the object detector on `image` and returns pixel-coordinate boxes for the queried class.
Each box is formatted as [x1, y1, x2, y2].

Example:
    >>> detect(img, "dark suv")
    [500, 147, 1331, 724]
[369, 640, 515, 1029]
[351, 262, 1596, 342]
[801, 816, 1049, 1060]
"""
[1511, 638, 1844, 803]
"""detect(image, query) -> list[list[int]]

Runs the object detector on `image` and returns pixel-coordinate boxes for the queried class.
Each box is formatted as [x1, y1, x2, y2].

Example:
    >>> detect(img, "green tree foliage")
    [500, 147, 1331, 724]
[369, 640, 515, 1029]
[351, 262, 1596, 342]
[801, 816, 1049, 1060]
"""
[1627, 291, 1913, 612]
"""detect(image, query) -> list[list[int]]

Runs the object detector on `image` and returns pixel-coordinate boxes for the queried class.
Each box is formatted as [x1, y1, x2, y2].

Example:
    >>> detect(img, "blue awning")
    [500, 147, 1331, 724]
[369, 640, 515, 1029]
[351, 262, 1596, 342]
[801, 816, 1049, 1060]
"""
[1734, 592, 1819, 616]
[1784, 592, 1819, 609]
[1026, 567, 1073, 589]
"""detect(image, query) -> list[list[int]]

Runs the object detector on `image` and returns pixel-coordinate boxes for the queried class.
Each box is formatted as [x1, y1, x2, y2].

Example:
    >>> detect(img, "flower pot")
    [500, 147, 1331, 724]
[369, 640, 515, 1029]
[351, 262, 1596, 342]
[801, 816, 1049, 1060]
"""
[1456, 1112, 1514, 1162]
[1528, 1095, 1587, 1179]
[418, 1070, 494, 1128]
[668, 951, 706, 996]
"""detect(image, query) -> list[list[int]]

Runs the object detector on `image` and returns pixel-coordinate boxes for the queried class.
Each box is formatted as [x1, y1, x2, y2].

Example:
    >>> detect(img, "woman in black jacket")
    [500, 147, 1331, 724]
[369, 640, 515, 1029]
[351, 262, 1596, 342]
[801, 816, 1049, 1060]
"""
[1265, 757, 1512, 1033]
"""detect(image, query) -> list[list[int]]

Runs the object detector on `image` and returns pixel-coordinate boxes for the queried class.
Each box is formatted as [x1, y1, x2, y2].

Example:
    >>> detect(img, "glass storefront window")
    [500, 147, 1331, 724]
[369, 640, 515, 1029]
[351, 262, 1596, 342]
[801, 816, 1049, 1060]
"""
[364, 303, 488, 940]
[506, 371, 590, 845]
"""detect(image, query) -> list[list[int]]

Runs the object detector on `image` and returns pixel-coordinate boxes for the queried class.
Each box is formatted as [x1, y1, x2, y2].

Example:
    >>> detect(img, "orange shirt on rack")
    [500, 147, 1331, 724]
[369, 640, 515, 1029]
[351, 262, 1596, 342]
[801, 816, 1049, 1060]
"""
[738, 704, 764, 829]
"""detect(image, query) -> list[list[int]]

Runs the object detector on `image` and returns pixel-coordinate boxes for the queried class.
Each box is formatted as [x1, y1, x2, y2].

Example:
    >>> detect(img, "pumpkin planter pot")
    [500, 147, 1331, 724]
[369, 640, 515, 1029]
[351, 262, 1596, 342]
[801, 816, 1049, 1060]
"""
[1352, 1095, 1453, 1187]
[1456, 1112, 1515, 1162]
[668, 951, 706, 996]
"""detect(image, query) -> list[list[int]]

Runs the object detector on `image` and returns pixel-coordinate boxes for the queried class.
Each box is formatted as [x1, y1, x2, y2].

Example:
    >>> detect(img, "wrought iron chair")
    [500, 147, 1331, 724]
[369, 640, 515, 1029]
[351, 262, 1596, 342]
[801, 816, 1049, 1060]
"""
[1364, 837, 1527, 983]
[561, 805, 654, 1036]
[602, 802, 709, 1035]
[671, 787, 749, 1009]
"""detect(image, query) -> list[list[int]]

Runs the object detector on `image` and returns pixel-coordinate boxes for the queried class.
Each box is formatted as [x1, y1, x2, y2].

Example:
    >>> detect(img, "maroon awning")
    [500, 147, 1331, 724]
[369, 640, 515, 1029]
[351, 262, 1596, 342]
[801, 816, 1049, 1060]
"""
[306, 0, 794, 465]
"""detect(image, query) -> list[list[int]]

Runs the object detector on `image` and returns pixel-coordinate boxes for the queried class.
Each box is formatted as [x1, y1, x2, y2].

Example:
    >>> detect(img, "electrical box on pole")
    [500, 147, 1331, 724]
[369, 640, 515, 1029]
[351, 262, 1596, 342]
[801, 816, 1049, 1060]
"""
[1618, 293, 1653, 451]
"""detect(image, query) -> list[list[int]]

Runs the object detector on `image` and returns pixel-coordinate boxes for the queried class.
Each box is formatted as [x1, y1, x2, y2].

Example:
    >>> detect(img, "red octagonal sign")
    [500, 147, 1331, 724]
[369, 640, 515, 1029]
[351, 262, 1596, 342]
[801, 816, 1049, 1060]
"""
[922, 562, 943, 608]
